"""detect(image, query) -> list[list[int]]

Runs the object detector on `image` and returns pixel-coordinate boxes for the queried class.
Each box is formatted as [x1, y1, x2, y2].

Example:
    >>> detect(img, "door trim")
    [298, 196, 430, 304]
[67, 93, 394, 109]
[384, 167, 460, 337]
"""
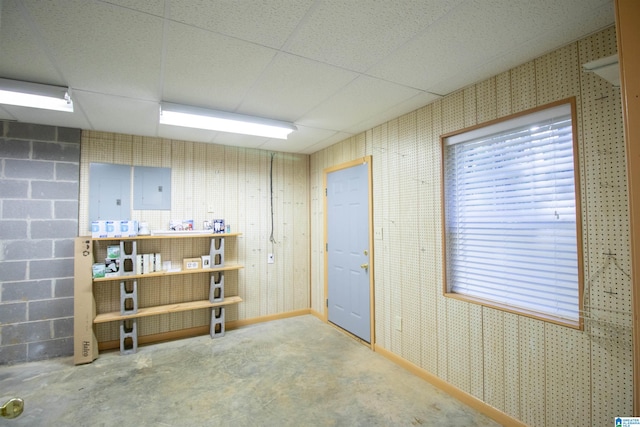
[323, 156, 375, 350]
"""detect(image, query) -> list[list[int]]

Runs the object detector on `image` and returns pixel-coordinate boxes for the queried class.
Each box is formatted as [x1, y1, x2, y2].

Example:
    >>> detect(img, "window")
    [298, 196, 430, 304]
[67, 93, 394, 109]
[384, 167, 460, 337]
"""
[442, 98, 583, 327]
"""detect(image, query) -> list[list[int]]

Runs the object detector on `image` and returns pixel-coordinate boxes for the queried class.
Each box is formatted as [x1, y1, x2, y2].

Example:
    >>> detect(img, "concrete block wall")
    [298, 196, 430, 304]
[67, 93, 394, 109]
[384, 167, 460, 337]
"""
[0, 121, 81, 365]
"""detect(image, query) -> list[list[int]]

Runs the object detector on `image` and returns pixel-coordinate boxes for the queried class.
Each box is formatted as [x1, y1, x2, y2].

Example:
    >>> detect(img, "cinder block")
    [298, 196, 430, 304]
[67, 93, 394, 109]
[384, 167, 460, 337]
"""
[54, 163, 79, 181]
[0, 220, 27, 239]
[7, 122, 55, 141]
[209, 272, 224, 303]
[31, 181, 78, 200]
[30, 258, 74, 280]
[120, 280, 138, 315]
[0, 179, 29, 198]
[54, 239, 75, 258]
[27, 337, 73, 361]
[0, 302, 27, 324]
[0, 138, 30, 159]
[4, 159, 54, 179]
[210, 307, 225, 338]
[54, 278, 74, 298]
[56, 127, 81, 143]
[1, 320, 51, 345]
[120, 319, 138, 355]
[28, 297, 73, 321]
[31, 220, 77, 238]
[0, 261, 27, 281]
[0, 344, 27, 365]
[33, 141, 80, 162]
[53, 317, 74, 338]
[3, 240, 53, 260]
[209, 237, 225, 268]
[3, 200, 52, 219]
[1, 280, 52, 302]
[54, 201, 79, 219]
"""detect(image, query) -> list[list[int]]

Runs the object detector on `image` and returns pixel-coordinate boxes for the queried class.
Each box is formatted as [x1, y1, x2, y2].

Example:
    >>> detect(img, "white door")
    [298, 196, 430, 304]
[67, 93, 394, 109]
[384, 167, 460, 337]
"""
[326, 161, 371, 342]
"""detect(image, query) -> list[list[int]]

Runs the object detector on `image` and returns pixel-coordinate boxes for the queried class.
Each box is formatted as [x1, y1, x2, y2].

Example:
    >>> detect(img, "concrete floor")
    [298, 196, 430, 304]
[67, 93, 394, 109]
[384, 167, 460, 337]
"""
[1, 315, 501, 426]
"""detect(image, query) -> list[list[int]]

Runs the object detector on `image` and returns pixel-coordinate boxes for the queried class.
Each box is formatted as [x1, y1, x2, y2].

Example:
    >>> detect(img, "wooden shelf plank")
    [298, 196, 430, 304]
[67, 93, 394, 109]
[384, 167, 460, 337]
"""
[91, 232, 242, 241]
[93, 296, 243, 324]
[93, 264, 243, 283]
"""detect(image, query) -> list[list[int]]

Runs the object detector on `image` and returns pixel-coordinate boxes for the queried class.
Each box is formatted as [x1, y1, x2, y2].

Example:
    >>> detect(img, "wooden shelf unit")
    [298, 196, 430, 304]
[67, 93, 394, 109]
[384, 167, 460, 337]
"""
[77, 232, 243, 360]
[94, 296, 243, 324]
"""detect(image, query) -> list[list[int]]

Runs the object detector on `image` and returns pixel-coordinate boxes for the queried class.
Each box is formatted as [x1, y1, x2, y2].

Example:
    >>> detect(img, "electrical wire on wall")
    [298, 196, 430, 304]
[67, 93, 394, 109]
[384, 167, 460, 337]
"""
[269, 152, 277, 247]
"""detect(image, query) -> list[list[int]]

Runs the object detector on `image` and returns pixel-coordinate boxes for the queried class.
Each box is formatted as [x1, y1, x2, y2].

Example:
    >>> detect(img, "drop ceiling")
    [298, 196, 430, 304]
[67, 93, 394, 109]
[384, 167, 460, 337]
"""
[0, 0, 614, 154]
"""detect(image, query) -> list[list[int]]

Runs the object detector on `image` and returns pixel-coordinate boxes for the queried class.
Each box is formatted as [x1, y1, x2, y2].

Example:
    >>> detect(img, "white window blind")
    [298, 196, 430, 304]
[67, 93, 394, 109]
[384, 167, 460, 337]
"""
[443, 103, 580, 322]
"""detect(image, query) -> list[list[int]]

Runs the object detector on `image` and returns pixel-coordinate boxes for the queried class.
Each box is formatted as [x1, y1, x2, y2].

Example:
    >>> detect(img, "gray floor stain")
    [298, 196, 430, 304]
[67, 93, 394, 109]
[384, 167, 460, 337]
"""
[0, 315, 501, 426]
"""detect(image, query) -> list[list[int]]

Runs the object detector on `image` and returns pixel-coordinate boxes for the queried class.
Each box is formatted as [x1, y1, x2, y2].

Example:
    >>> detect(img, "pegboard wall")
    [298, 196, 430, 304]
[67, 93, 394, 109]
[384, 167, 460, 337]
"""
[79, 134, 310, 344]
[309, 25, 631, 427]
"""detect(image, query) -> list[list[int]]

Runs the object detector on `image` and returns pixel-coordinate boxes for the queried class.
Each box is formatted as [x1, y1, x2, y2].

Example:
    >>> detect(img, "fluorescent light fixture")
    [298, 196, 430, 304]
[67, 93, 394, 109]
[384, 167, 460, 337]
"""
[0, 78, 74, 112]
[160, 102, 296, 139]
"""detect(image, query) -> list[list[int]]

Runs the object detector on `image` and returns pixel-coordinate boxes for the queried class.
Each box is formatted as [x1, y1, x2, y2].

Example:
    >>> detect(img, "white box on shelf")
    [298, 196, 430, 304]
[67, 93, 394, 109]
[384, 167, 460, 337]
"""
[119, 220, 138, 237]
[91, 221, 107, 238]
[142, 254, 151, 275]
[105, 220, 118, 238]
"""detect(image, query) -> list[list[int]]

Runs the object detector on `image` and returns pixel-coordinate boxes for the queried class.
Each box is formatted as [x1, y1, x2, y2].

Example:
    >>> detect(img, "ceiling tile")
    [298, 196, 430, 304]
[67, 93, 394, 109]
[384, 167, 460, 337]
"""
[344, 92, 442, 134]
[97, 0, 166, 17]
[299, 75, 421, 131]
[163, 21, 278, 111]
[73, 91, 159, 136]
[0, 0, 65, 85]
[169, 0, 314, 49]
[22, 0, 165, 99]
[239, 53, 359, 123]
[368, 0, 613, 94]
[285, 0, 462, 72]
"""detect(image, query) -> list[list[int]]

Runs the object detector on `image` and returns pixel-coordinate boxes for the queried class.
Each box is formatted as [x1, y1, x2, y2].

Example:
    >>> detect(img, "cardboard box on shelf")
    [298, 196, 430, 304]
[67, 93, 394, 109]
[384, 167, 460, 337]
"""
[74, 237, 99, 365]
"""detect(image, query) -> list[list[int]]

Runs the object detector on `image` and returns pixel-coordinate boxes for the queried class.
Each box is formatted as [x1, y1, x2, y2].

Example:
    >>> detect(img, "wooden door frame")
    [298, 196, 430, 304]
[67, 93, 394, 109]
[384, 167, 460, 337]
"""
[615, 0, 640, 415]
[323, 156, 375, 349]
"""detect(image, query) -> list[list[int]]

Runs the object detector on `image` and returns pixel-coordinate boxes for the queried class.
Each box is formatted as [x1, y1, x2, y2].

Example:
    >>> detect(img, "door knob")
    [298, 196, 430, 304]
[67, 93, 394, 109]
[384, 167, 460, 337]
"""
[360, 263, 369, 270]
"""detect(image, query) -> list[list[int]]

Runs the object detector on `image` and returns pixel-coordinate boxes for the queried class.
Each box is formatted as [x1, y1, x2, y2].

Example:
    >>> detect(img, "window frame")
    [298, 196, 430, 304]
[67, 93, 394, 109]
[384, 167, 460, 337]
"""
[440, 97, 584, 329]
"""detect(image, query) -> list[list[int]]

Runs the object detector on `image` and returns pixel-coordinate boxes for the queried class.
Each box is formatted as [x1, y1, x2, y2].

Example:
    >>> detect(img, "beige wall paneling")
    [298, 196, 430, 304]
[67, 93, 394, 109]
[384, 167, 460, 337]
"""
[510, 61, 537, 113]
[476, 77, 497, 124]
[483, 308, 506, 412]
[245, 148, 264, 319]
[518, 317, 545, 426]
[431, 99, 449, 380]
[535, 44, 581, 105]
[294, 154, 310, 310]
[545, 325, 591, 426]
[308, 25, 632, 427]
[458, 87, 484, 398]
[463, 86, 477, 128]
[398, 111, 421, 366]
[503, 313, 520, 420]
[223, 147, 240, 322]
[387, 118, 403, 355]
[579, 26, 633, 424]
[236, 147, 248, 320]
[416, 104, 439, 376]
[441, 91, 472, 392]
[372, 122, 390, 349]
[309, 151, 324, 314]
[495, 71, 512, 118]
[81, 132, 310, 347]
[446, 298, 471, 393]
